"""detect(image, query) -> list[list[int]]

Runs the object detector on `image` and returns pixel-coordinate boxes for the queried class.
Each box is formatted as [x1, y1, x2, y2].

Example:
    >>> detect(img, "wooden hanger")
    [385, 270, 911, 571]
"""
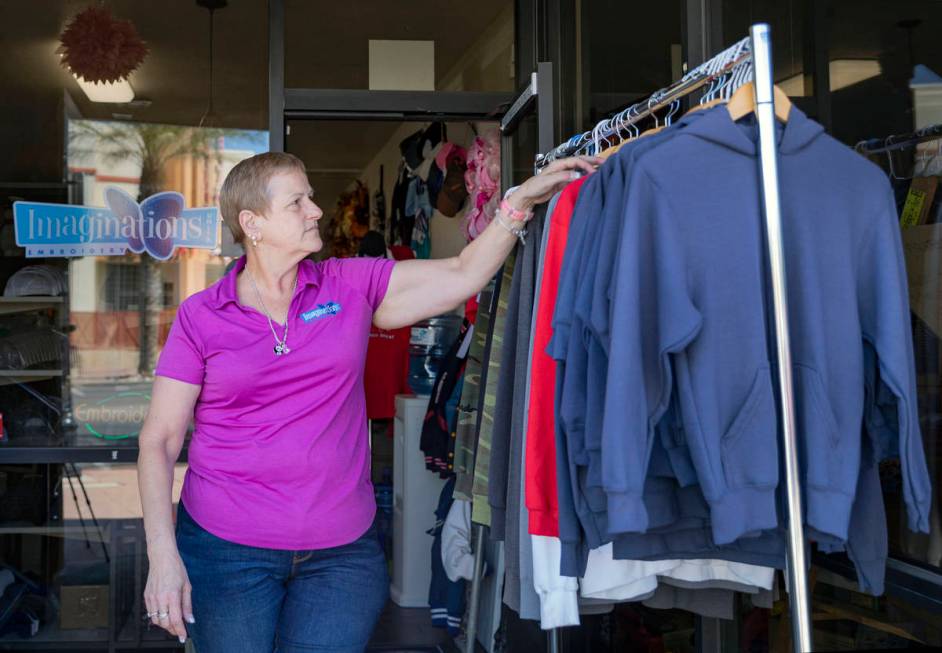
[727, 82, 792, 122]
[639, 126, 666, 138]
[598, 121, 667, 159]
[684, 97, 727, 116]
[598, 139, 631, 160]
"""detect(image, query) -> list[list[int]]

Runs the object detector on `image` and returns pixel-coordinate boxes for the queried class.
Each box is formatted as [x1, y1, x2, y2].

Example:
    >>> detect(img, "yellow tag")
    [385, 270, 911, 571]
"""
[901, 188, 927, 228]
[900, 176, 939, 228]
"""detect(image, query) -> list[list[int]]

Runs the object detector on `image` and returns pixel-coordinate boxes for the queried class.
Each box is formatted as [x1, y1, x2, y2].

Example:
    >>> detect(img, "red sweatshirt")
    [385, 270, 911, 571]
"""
[525, 177, 587, 536]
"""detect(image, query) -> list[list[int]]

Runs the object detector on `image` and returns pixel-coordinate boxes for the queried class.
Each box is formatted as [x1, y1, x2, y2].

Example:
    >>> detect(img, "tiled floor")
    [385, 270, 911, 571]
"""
[367, 602, 461, 652]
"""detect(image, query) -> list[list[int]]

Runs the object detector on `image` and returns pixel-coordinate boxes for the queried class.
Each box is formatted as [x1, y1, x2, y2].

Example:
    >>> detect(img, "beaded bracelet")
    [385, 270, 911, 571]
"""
[499, 199, 533, 222]
[495, 211, 528, 245]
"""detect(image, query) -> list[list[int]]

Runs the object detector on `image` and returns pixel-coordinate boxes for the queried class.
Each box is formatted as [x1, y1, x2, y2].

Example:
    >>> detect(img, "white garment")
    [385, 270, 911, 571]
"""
[531, 536, 777, 630]
[580, 543, 674, 601]
[531, 535, 580, 630]
[579, 542, 775, 601]
[442, 499, 475, 583]
[416, 143, 444, 182]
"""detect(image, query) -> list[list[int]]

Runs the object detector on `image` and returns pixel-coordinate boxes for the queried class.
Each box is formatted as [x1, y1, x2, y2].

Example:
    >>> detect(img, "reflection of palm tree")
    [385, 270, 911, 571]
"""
[69, 121, 260, 376]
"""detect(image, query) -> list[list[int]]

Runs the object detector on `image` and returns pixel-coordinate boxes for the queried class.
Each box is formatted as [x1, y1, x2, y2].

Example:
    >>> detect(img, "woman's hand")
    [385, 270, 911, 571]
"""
[505, 156, 602, 212]
[144, 546, 193, 644]
[375, 154, 603, 330]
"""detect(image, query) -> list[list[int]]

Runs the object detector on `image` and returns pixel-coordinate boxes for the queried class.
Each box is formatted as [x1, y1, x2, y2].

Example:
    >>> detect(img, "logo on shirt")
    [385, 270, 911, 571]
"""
[301, 302, 341, 322]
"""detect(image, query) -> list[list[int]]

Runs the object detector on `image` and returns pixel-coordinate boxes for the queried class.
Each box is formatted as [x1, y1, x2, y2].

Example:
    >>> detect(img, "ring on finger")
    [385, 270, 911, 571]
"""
[146, 611, 159, 618]
[158, 611, 170, 620]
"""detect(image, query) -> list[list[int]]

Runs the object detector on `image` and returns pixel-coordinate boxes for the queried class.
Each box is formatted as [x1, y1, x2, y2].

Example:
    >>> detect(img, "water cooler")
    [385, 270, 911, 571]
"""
[390, 394, 446, 607]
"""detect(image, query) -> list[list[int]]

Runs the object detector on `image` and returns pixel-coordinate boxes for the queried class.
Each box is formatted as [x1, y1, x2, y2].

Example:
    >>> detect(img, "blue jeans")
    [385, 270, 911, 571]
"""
[175, 502, 389, 653]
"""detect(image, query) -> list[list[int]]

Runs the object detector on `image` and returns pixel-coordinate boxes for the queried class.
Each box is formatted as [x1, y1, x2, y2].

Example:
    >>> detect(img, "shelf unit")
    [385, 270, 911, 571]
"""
[0, 519, 183, 653]
[0, 298, 65, 317]
[0, 371, 64, 387]
[0, 238, 89, 649]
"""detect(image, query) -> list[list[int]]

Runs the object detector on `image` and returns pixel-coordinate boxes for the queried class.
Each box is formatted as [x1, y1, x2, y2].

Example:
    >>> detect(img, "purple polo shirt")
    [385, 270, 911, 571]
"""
[155, 255, 395, 550]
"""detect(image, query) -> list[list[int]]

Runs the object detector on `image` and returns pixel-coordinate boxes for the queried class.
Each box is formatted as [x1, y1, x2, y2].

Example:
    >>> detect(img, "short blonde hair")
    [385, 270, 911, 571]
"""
[219, 152, 307, 244]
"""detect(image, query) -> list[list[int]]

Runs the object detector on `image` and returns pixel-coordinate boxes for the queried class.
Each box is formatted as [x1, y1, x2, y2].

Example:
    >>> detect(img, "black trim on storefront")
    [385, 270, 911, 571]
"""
[684, 0, 723, 69]
[283, 89, 513, 122]
[268, 0, 285, 152]
[0, 446, 188, 465]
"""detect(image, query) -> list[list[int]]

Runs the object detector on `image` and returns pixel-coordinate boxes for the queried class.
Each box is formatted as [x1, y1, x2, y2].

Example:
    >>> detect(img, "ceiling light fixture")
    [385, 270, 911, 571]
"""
[57, 5, 147, 103]
[74, 74, 135, 103]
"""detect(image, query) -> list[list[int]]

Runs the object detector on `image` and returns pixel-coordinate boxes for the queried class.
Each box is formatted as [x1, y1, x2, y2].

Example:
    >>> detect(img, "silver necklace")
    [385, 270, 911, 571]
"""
[247, 268, 297, 356]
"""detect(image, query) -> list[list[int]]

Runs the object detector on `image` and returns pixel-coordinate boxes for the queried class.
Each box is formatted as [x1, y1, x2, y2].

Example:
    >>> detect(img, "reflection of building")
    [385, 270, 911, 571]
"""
[67, 123, 264, 380]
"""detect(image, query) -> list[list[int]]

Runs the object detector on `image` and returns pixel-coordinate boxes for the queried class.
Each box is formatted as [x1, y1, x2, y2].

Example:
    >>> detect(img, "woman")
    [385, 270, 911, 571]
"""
[138, 150, 598, 652]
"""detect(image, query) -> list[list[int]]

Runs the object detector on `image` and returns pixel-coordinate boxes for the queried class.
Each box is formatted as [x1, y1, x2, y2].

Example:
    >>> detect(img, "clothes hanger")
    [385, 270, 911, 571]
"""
[687, 97, 727, 115]
[590, 120, 611, 156]
[686, 63, 728, 116]
[665, 99, 681, 126]
[885, 139, 911, 180]
[726, 80, 792, 122]
[725, 53, 791, 122]
[600, 99, 649, 159]
[624, 105, 641, 139]
[635, 95, 664, 138]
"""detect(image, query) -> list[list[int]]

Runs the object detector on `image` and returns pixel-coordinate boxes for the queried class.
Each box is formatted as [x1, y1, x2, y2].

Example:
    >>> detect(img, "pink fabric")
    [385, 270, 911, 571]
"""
[434, 142, 467, 171]
[463, 131, 500, 241]
[155, 255, 395, 550]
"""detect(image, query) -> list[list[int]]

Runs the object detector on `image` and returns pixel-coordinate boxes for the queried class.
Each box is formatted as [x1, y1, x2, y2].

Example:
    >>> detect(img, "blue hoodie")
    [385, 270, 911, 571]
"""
[550, 108, 898, 595]
[551, 110, 759, 573]
[601, 106, 931, 547]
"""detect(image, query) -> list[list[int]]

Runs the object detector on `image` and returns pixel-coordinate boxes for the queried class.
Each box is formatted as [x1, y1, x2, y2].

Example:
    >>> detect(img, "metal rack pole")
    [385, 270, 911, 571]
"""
[465, 523, 487, 653]
[547, 627, 561, 652]
[750, 23, 814, 653]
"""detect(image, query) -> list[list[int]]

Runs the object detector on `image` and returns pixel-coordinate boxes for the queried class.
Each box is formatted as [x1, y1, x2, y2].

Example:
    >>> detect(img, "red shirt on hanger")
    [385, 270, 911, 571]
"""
[365, 324, 412, 421]
[525, 176, 588, 537]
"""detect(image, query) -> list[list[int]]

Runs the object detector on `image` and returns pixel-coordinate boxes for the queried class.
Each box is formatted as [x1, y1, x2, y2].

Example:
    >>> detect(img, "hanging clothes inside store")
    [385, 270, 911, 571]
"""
[465, 51, 932, 634]
[421, 316, 475, 477]
[360, 232, 411, 421]
[391, 122, 470, 258]
[428, 477, 467, 636]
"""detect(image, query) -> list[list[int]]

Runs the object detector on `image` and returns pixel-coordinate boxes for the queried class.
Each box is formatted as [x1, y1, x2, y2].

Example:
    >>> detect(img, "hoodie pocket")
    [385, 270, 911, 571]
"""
[794, 365, 844, 491]
[721, 365, 779, 490]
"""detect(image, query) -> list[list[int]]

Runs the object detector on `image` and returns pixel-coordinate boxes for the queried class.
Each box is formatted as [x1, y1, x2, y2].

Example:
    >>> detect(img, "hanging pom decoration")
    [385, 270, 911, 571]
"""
[57, 5, 149, 84]
[463, 130, 501, 242]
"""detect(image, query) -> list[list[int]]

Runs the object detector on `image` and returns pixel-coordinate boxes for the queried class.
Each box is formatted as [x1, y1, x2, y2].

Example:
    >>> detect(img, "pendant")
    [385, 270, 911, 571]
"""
[274, 343, 285, 355]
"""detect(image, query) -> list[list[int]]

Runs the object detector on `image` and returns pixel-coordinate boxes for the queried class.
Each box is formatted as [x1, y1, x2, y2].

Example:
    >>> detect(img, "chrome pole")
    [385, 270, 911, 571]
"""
[547, 628, 561, 653]
[750, 22, 814, 653]
[465, 523, 486, 653]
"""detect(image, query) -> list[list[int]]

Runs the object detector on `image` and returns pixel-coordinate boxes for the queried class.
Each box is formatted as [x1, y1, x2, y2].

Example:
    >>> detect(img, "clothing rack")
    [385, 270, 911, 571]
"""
[855, 123, 942, 155]
[466, 23, 814, 653]
[535, 35, 753, 170]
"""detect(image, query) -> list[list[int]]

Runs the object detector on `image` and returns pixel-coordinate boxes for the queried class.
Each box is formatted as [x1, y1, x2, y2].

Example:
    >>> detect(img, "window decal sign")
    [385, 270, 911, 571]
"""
[13, 187, 218, 259]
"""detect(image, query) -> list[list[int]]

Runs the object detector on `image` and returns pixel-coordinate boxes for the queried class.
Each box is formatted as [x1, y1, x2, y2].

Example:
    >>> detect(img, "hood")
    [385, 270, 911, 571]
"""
[680, 102, 825, 156]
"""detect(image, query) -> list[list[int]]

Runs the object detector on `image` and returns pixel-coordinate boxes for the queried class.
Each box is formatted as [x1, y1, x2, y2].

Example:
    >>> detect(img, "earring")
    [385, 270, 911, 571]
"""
[250, 234, 259, 248]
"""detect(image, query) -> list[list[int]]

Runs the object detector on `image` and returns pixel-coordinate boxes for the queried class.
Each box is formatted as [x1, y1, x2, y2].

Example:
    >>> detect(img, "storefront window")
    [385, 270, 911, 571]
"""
[576, 0, 683, 129]
[509, 113, 539, 187]
[827, 1, 942, 146]
[828, 0, 942, 578]
[66, 119, 266, 440]
[285, 0, 515, 92]
[722, 0, 806, 95]
[736, 2, 942, 649]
